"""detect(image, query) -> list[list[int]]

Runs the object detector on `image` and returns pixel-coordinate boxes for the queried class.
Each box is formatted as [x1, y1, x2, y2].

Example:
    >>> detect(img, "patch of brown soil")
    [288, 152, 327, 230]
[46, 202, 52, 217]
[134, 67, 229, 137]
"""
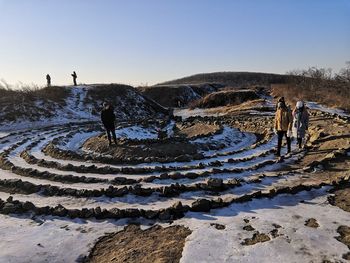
[336, 225, 350, 249]
[85, 225, 191, 263]
[328, 186, 350, 213]
[210, 223, 226, 230]
[177, 123, 221, 138]
[243, 225, 255, 231]
[305, 218, 319, 228]
[241, 232, 271, 246]
[83, 135, 200, 159]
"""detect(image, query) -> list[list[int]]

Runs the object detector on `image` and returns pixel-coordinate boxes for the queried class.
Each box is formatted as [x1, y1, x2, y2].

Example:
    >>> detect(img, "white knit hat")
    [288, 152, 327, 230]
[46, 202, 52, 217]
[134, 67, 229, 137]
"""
[296, 101, 304, 108]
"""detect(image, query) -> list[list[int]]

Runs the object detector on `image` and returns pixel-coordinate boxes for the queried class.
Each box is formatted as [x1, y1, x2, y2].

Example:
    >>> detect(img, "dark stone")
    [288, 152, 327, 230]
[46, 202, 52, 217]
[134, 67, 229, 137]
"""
[144, 210, 159, 219]
[191, 199, 211, 212]
[67, 209, 81, 218]
[158, 209, 172, 221]
[124, 208, 141, 218]
[1, 202, 21, 214]
[22, 201, 35, 211]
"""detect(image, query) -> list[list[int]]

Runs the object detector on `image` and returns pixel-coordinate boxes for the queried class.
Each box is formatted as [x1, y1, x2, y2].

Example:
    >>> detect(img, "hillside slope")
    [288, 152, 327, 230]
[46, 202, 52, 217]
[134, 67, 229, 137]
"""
[0, 84, 167, 129]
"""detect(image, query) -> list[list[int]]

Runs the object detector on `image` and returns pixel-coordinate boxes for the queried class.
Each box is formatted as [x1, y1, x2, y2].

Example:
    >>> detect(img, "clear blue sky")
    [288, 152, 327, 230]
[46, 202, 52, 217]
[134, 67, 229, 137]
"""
[0, 0, 349, 87]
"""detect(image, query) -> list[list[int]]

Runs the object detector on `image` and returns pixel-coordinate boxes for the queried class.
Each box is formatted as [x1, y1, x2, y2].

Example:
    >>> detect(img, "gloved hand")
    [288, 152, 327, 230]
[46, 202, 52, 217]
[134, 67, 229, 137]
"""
[273, 128, 277, 135]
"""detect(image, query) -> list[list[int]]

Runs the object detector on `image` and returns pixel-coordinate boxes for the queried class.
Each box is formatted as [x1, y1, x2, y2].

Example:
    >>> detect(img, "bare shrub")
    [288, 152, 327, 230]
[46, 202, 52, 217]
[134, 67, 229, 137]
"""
[272, 65, 350, 111]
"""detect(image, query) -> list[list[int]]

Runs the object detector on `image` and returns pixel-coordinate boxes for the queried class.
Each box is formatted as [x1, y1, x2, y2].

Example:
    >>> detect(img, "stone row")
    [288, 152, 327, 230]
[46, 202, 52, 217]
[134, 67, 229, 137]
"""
[0, 174, 348, 221]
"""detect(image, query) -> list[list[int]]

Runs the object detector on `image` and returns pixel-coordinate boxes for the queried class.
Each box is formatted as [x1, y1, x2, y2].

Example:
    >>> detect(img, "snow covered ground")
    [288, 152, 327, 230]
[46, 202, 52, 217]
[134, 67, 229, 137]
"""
[306, 101, 349, 117]
[179, 188, 350, 263]
[0, 98, 349, 262]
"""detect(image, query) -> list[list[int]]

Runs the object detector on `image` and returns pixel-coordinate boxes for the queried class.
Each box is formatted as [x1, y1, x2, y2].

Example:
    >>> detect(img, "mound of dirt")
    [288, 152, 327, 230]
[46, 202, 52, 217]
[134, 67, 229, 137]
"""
[139, 83, 221, 107]
[85, 84, 168, 120]
[85, 224, 191, 263]
[0, 86, 69, 122]
[83, 135, 200, 160]
[190, 90, 260, 109]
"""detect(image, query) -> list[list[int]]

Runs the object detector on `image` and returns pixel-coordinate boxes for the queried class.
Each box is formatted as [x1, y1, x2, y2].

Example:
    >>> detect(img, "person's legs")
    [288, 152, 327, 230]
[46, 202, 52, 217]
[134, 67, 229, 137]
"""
[276, 131, 283, 156]
[106, 128, 112, 145]
[111, 125, 117, 144]
[297, 137, 302, 148]
[286, 132, 291, 153]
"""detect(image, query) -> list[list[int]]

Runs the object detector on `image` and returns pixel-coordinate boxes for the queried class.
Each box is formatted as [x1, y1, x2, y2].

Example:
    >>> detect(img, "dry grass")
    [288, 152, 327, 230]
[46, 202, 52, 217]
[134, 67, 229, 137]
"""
[190, 89, 259, 109]
[0, 85, 69, 105]
[271, 82, 350, 111]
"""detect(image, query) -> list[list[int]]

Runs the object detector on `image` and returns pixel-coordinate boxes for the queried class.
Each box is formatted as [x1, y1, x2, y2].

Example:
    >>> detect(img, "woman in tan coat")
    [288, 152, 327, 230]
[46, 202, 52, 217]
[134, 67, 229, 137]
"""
[274, 98, 292, 156]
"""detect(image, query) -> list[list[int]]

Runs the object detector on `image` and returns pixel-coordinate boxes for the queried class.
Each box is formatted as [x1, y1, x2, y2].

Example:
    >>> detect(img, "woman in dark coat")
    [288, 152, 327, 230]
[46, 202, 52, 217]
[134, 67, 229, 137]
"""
[101, 102, 117, 146]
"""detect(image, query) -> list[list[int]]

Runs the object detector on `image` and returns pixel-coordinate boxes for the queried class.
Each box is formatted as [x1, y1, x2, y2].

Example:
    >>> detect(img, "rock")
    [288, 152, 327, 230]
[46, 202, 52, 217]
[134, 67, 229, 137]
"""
[158, 208, 172, 221]
[186, 172, 198, 179]
[67, 209, 81, 218]
[171, 201, 183, 211]
[124, 208, 141, 218]
[22, 201, 35, 211]
[161, 186, 178, 197]
[227, 178, 241, 187]
[243, 225, 255, 231]
[81, 208, 94, 218]
[53, 204, 68, 217]
[210, 223, 225, 230]
[342, 252, 350, 260]
[206, 178, 223, 190]
[191, 199, 211, 212]
[144, 210, 158, 219]
[1, 202, 21, 214]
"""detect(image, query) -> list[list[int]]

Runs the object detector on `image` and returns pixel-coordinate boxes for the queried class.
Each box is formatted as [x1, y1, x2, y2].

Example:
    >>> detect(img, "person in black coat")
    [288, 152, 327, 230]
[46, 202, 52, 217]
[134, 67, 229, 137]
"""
[71, 71, 77, 86]
[101, 102, 117, 146]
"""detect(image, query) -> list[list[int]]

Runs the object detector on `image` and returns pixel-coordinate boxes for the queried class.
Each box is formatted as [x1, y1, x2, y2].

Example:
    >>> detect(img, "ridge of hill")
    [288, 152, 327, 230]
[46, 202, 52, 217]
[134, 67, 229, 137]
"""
[157, 71, 289, 86]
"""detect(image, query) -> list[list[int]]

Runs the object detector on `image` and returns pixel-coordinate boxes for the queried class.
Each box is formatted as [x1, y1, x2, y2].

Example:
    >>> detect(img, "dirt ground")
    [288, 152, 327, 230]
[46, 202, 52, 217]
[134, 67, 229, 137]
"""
[85, 225, 191, 263]
[83, 136, 200, 159]
[177, 123, 221, 138]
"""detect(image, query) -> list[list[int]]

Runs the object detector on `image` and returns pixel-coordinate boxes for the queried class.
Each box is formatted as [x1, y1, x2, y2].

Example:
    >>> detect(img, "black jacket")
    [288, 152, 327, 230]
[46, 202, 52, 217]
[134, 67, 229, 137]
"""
[101, 107, 115, 128]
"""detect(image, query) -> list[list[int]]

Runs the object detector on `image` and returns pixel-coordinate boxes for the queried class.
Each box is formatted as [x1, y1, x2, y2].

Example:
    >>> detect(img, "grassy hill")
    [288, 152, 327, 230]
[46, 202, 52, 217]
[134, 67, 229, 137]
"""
[158, 71, 289, 87]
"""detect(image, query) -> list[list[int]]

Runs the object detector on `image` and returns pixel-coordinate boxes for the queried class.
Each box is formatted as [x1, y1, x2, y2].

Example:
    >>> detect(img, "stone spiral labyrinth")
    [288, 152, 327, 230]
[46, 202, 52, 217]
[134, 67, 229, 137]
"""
[0, 107, 350, 262]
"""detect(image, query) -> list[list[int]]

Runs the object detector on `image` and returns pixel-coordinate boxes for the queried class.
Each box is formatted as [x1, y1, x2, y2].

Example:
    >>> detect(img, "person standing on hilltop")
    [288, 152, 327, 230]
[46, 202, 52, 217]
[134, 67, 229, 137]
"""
[46, 74, 51, 87]
[274, 97, 292, 157]
[71, 71, 77, 86]
[292, 101, 309, 149]
[101, 102, 117, 146]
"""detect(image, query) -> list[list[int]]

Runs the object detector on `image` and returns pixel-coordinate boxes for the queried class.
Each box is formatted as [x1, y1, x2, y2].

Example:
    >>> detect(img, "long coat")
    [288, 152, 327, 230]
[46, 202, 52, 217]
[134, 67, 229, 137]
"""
[292, 108, 309, 138]
[274, 107, 292, 132]
[101, 107, 115, 129]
